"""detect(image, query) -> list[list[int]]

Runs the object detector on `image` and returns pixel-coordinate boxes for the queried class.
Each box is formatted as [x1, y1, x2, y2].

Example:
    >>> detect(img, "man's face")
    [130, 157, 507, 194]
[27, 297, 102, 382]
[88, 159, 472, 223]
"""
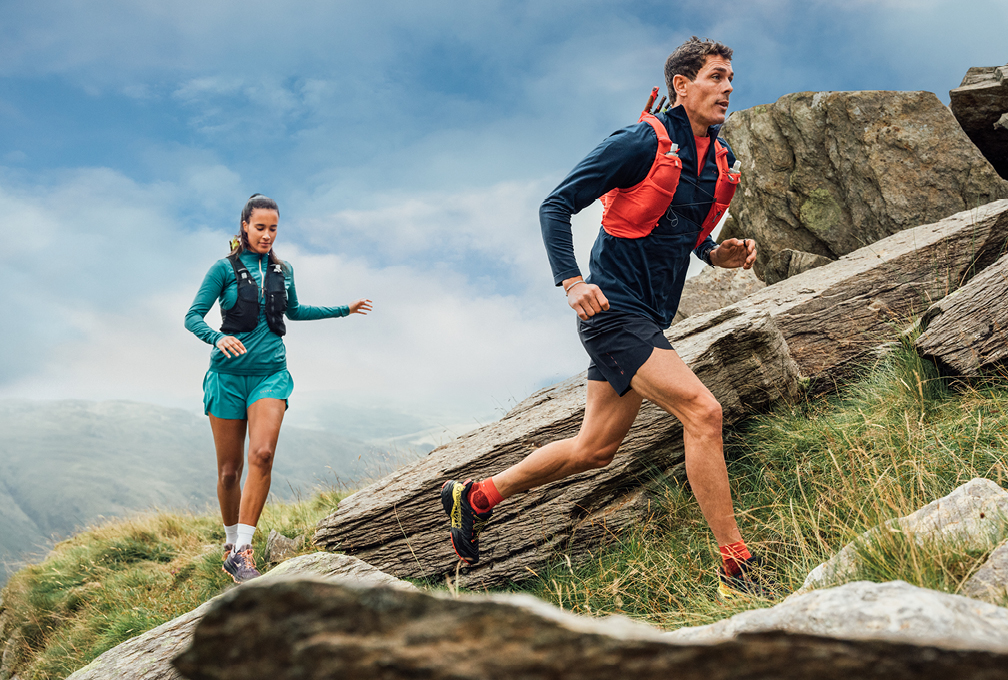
[676, 54, 734, 129]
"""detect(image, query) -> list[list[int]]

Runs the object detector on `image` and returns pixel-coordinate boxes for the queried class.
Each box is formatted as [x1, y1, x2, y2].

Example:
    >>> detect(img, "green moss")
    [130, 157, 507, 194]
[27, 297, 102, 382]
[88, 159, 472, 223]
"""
[799, 187, 844, 239]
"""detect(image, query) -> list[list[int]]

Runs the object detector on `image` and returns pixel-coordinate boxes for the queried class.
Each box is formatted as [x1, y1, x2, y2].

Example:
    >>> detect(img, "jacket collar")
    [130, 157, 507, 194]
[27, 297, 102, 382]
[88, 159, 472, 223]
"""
[663, 104, 720, 138]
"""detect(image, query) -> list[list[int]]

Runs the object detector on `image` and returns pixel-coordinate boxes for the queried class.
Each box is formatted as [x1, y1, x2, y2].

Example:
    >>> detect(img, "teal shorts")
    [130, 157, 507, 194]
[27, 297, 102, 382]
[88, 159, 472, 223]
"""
[203, 370, 293, 420]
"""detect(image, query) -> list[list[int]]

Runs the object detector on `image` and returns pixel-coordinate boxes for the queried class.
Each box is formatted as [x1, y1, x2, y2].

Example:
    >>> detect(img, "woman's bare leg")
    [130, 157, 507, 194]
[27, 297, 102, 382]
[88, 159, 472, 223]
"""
[238, 398, 286, 527]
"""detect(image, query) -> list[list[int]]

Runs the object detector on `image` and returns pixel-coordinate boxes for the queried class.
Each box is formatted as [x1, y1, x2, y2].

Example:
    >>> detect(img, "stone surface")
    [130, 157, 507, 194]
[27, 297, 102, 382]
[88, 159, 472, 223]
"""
[666, 580, 1008, 652]
[799, 478, 1008, 594]
[720, 90, 1008, 278]
[950, 65, 1008, 179]
[915, 252, 1008, 376]
[763, 249, 833, 285]
[264, 530, 304, 565]
[173, 578, 1008, 680]
[63, 552, 413, 680]
[671, 264, 765, 325]
[962, 540, 1008, 607]
[315, 201, 1008, 588]
[315, 309, 801, 589]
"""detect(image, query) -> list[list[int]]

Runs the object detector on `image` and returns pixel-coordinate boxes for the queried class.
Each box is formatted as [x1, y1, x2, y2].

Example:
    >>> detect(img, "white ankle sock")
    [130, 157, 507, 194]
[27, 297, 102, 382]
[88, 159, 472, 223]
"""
[236, 524, 256, 549]
[224, 523, 238, 547]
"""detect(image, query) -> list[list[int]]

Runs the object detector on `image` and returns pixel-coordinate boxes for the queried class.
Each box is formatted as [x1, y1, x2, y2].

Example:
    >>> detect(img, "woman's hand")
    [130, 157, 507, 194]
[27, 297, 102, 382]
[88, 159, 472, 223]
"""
[216, 336, 247, 358]
[563, 277, 609, 320]
[710, 238, 757, 269]
[349, 298, 373, 315]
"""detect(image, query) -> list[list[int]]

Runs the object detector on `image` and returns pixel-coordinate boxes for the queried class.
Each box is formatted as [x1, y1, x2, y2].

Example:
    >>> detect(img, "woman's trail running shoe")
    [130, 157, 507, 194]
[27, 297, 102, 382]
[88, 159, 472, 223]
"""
[441, 479, 493, 565]
[222, 544, 262, 583]
[718, 555, 778, 600]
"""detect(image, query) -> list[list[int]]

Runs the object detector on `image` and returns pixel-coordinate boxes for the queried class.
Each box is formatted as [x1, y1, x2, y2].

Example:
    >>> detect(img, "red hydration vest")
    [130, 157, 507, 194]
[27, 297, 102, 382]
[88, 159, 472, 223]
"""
[600, 110, 739, 248]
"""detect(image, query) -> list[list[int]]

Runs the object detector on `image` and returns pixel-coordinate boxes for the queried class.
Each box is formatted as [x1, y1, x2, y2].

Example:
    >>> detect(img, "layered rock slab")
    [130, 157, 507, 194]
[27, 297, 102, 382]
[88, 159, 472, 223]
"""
[665, 580, 1008, 653]
[950, 65, 1008, 179]
[915, 251, 1008, 376]
[797, 478, 1008, 594]
[315, 201, 1008, 588]
[172, 578, 1008, 680]
[316, 309, 800, 588]
[63, 553, 413, 680]
[719, 90, 1008, 278]
[962, 540, 1008, 607]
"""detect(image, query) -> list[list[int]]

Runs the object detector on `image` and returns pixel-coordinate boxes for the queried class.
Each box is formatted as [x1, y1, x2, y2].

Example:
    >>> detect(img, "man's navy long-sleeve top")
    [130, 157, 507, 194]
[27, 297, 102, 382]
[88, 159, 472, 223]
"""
[540, 105, 735, 328]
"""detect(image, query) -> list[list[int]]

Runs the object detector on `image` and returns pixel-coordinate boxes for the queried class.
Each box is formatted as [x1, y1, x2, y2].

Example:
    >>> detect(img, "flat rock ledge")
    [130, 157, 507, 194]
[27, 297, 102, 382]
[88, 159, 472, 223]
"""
[64, 552, 413, 680]
[666, 580, 1008, 654]
[172, 578, 1008, 680]
[798, 478, 1008, 594]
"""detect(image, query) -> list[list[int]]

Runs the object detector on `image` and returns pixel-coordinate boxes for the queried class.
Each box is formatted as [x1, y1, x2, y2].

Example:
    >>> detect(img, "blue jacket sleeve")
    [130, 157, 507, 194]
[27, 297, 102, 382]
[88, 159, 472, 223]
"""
[692, 138, 738, 266]
[283, 263, 350, 321]
[185, 261, 228, 347]
[540, 124, 657, 286]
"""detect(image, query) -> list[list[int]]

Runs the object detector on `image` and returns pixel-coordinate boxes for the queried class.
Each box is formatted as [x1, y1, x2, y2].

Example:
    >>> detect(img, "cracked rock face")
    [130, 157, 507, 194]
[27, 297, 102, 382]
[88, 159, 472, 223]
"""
[720, 90, 1008, 280]
[962, 540, 1008, 607]
[950, 65, 1008, 179]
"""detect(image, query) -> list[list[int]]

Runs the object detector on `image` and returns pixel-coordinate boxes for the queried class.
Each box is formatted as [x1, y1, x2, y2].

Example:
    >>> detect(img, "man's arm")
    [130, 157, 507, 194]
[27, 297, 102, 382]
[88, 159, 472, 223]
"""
[541, 124, 657, 318]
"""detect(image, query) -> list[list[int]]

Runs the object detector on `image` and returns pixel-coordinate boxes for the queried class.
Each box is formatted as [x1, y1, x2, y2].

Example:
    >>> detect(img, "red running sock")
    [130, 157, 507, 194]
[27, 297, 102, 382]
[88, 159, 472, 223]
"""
[468, 477, 504, 513]
[720, 540, 752, 576]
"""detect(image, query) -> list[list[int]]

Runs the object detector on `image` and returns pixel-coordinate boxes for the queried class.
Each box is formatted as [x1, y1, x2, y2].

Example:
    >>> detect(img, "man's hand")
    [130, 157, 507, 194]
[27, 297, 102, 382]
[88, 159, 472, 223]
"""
[710, 238, 756, 269]
[563, 276, 609, 320]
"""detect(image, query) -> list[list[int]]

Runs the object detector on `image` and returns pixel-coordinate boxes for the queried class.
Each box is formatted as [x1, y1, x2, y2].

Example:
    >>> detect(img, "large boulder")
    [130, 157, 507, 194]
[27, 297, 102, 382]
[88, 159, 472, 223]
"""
[915, 251, 1008, 376]
[950, 65, 1008, 179]
[665, 580, 1008, 652]
[172, 578, 1008, 679]
[314, 201, 1008, 589]
[63, 553, 414, 680]
[720, 90, 1008, 280]
[797, 478, 1008, 594]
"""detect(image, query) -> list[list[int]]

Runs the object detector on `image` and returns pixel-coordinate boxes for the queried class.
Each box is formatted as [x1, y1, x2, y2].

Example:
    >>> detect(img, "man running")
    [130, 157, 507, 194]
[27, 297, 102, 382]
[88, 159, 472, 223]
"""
[442, 37, 771, 598]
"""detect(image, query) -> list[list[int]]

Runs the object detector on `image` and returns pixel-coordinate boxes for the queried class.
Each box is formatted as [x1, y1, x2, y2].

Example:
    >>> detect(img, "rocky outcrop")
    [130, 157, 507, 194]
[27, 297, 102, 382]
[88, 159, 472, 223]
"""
[720, 90, 1008, 279]
[763, 249, 832, 285]
[316, 309, 801, 589]
[950, 65, 1008, 179]
[915, 252, 1008, 376]
[962, 540, 1008, 606]
[172, 578, 1008, 680]
[315, 201, 1008, 588]
[671, 265, 765, 325]
[798, 479, 1008, 594]
[264, 529, 304, 565]
[666, 580, 1008, 651]
[63, 552, 414, 680]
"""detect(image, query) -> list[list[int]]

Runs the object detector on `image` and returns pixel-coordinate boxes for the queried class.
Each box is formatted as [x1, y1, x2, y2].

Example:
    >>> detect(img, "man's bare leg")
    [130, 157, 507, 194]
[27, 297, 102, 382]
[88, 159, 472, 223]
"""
[630, 347, 742, 546]
[492, 380, 643, 497]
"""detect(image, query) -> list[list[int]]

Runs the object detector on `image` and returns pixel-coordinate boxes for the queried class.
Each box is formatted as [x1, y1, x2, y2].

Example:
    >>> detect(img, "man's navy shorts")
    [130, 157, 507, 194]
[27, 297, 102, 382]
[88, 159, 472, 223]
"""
[577, 310, 673, 396]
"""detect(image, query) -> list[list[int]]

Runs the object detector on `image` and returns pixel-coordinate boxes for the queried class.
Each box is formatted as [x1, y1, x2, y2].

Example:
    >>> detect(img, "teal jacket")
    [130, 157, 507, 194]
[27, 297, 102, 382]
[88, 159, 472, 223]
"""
[185, 250, 350, 376]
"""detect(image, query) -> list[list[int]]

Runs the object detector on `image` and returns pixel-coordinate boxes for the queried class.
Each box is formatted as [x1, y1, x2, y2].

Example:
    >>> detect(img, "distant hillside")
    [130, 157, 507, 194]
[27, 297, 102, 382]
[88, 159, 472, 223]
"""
[0, 399, 396, 584]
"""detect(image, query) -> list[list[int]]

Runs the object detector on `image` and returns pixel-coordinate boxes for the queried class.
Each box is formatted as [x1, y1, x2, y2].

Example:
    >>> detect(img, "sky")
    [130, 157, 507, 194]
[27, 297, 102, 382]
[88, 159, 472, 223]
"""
[2, 0, 1006, 446]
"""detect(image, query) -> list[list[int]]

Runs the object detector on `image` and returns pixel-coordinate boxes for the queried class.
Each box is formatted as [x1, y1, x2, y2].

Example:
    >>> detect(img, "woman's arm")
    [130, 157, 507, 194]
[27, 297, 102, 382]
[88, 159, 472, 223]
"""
[283, 262, 369, 320]
[184, 261, 228, 346]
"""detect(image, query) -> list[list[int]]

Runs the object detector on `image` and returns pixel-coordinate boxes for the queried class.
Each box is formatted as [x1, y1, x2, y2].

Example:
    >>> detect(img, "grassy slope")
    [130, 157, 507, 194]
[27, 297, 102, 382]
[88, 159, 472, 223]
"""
[1, 341, 1006, 678]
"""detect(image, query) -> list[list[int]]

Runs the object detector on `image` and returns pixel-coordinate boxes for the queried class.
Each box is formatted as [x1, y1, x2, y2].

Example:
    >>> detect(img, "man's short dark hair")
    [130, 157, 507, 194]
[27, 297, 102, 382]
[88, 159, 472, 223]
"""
[665, 37, 733, 104]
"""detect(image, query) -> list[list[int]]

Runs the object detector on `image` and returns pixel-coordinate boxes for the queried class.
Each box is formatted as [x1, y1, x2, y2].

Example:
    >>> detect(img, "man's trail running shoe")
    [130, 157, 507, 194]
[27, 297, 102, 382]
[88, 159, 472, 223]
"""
[222, 544, 262, 583]
[441, 479, 493, 565]
[718, 554, 777, 600]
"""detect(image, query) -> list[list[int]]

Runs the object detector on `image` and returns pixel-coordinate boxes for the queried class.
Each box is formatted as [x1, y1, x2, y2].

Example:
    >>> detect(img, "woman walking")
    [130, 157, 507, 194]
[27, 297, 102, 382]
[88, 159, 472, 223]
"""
[185, 194, 372, 582]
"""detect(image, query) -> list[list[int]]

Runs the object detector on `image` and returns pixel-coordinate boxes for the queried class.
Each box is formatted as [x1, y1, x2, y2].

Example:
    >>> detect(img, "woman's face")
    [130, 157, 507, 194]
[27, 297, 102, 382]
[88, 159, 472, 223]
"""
[242, 208, 279, 254]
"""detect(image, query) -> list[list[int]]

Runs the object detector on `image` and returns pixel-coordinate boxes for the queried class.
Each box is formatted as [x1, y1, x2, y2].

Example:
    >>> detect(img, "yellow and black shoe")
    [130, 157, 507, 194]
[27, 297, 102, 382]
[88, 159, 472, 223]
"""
[718, 555, 777, 600]
[440, 479, 493, 565]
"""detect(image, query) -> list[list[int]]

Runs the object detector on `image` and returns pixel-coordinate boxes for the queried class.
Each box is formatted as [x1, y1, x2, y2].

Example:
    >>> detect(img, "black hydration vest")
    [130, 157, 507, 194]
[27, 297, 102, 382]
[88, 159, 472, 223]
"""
[219, 254, 288, 337]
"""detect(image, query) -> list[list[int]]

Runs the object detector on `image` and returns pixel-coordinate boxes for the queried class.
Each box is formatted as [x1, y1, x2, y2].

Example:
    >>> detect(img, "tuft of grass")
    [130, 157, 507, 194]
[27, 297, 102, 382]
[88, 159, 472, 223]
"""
[517, 336, 1008, 629]
[0, 486, 347, 680]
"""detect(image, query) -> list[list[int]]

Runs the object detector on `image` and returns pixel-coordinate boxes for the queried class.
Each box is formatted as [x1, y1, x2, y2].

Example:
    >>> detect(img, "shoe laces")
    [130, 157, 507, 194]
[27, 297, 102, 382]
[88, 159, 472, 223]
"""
[235, 547, 255, 570]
